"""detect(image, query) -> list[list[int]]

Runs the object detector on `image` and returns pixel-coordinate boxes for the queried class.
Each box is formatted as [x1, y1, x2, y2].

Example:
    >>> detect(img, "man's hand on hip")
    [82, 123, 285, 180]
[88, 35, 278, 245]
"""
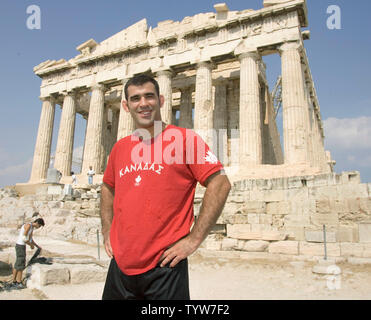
[159, 236, 198, 268]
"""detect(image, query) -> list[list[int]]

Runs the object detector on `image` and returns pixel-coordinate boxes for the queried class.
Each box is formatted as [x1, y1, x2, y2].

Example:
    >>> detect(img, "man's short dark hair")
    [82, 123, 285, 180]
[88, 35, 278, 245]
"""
[34, 218, 45, 226]
[124, 74, 160, 101]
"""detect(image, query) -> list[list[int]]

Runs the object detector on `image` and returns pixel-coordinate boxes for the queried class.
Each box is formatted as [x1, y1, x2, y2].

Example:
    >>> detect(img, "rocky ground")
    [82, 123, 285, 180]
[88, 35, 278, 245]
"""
[1, 235, 371, 300]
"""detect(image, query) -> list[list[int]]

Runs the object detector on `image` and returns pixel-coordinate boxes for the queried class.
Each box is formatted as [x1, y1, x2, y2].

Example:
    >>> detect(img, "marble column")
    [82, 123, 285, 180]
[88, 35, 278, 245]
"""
[54, 92, 76, 176]
[156, 70, 173, 124]
[279, 41, 309, 164]
[214, 81, 228, 165]
[81, 84, 106, 174]
[194, 61, 213, 147]
[117, 79, 134, 140]
[179, 87, 193, 129]
[238, 51, 262, 166]
[29, 97, 55, 182]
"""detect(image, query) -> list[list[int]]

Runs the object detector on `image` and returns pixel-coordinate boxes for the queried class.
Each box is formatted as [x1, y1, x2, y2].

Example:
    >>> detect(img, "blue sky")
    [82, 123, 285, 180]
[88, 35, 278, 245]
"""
[0, 0, 370, 187]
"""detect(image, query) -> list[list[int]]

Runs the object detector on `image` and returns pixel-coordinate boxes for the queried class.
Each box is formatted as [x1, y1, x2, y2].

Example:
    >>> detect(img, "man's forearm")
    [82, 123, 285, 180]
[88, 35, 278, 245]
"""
[100, 183, 115, 241]
[189, 173, 231, 248]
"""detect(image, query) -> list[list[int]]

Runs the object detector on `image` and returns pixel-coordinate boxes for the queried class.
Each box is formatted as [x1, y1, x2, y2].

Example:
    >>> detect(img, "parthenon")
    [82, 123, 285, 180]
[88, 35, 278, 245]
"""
[28, 0, 334, 185]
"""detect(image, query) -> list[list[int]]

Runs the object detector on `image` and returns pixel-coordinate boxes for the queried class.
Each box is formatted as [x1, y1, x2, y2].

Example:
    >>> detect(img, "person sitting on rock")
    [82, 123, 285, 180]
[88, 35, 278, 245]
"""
[12, 218, 45, 289]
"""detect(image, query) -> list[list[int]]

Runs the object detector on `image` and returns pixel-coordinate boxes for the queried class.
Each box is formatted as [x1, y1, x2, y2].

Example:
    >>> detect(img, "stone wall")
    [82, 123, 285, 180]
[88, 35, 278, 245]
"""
[2, 171, 371, 262]
[196, 171, 371, 262]
[0, 185, 102, 246]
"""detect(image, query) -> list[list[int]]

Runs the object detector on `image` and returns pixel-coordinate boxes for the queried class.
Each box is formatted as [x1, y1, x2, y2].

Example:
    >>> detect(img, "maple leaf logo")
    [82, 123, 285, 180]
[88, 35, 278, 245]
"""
[204, 150, 218, 164]
[134, 175, 142, 186]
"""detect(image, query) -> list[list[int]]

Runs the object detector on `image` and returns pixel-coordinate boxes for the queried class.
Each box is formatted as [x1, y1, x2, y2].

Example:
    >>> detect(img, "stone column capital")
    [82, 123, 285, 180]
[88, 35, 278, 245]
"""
[278, 41, 303, 53]
[39, 95, 55, 103]
[237, 50, 261, 61]
[91, 83, 107, 93]
[195, 60, 214, 69]
[155, 68, 174, 78]
[60, 90, 78, 99]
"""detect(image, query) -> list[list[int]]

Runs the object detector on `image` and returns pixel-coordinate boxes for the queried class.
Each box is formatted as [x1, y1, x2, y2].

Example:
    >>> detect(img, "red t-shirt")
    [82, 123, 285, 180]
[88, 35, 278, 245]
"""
[103, 124, 224, 275]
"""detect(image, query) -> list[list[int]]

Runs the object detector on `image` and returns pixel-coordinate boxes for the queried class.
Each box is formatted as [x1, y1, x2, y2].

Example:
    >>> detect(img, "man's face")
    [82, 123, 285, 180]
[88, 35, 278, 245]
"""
[123, 82, 164, 129]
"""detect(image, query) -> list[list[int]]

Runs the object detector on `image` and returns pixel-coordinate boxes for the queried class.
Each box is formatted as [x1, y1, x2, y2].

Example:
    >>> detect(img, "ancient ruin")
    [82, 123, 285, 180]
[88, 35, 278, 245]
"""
[4, 0, 370, 284]
[27, 0, 332, 185]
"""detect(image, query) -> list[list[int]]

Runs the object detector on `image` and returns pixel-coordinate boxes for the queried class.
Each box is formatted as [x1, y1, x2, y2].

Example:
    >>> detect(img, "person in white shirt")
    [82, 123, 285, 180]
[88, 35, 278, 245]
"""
[87, 166, 95, 184]
[71, 171, 77, 185]
[12, 218, 45, 289]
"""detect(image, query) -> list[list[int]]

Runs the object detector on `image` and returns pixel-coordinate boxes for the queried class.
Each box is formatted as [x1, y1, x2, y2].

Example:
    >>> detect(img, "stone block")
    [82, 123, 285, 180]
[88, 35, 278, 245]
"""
[223, 213, 249, 224]
[244, 201, 266, 213]
[268, 241, 299, 255]
[309, 186, 338, 200]
[340, 242, 363, 258]
[28, 265, 70, 288]
[284, 214, 310, 227]
[266, 201, 291, 215]
[284, 226, 305, 241]
[262, 189, 285, 202]
[331, 199, 349, 214]
[228, 195, 245, 203]
[70, 265, 107, 284]
[310, 213, 339, 226]
[359, 223, 371, 243]
[247, 213, 260, 224]
[337, 184, 368, 199]
[284, 188, 309, 201]
[347, 199, 361, 213]
[305, 230, 336, 243]
[290, 200, 316, 215]
[226, 224, 256, 240]
[362, 243, 371, 258]
[210, 224, 226, 234]
[238, 240, 269, 252]
[221, 238, 238, 251]
[259, 214, 273, 225]
[316, 200, 331, 213]
[360, 198, 371, 214]
[261, 231, 288, 241]
[299, 242, 340, 257]
[337, 225, 359, 242]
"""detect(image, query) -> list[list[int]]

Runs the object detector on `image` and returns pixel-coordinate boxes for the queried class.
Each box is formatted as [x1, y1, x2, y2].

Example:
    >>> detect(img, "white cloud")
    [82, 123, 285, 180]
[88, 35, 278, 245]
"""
[0, 157, 33, 177]
[323, 116, 371, 149]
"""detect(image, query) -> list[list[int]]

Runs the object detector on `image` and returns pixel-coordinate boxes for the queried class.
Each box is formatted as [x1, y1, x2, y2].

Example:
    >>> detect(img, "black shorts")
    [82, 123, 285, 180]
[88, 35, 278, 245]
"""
[14, 244, 26, 271]
[102, 257, 190, 300]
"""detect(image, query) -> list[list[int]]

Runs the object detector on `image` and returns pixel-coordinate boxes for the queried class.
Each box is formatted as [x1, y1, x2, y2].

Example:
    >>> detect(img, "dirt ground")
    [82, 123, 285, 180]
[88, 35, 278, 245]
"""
[1, 247, 371, 300]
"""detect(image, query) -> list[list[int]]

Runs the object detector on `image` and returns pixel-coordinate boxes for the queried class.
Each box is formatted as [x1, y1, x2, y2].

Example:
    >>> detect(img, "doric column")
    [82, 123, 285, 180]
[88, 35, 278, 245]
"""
[156, 70, 173, 124]
[81, 84, 106, 174]
[179, 87, 193, 129]
[54, 92, 76, 176]
[29, 97, 55, 182]
[238, 50, 262, 166]
[117, 78, 134, 140]
[279, 41, 309, 164]
[214, 81, 228, 165]
[194, 61, 213, 147]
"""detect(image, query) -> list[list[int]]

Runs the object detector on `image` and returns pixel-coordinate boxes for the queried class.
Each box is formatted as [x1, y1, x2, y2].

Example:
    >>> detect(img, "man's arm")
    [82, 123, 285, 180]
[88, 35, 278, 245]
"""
[160, 171, 231, 267]
[100, 182, 115, 258]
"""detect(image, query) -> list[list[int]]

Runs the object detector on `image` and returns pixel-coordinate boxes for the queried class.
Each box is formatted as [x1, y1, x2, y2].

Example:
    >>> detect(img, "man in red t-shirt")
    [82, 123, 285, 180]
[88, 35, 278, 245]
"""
[101, 74, 231, 300]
